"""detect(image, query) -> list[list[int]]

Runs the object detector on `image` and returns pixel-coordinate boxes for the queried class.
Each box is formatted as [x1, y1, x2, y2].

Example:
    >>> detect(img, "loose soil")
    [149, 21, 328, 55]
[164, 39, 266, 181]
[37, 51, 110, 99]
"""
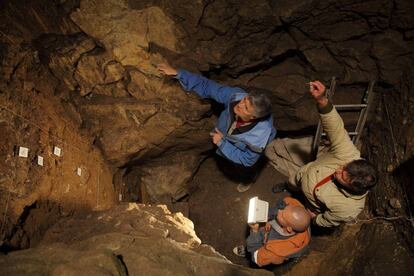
[188, 157, 296, 272]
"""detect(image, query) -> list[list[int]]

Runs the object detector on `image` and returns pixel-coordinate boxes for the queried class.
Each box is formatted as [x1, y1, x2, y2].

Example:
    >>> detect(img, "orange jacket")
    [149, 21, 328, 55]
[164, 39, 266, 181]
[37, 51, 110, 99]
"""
[256, 197, 311, 266]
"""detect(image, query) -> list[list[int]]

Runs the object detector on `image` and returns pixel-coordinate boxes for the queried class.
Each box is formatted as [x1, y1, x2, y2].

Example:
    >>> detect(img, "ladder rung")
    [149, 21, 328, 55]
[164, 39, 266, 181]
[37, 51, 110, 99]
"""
[322, 131, 358, 136]
[335, 104, 367, 110]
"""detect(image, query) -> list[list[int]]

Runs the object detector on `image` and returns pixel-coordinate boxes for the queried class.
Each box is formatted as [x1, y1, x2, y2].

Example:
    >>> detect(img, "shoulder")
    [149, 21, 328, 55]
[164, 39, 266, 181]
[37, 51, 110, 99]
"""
[229, 91, 248, 101]
[265, 229, 310, 256]
[322, 186, 366, 214]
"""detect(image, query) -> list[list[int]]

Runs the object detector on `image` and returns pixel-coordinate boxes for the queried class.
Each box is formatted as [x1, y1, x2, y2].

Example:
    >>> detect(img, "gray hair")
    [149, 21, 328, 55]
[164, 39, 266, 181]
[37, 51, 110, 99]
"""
[248, 90, 272, 118]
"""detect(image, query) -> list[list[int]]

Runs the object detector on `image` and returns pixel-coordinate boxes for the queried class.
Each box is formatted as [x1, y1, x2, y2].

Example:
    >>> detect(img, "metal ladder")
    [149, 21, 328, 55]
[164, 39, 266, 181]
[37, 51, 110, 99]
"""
[311, 78, 375, 160]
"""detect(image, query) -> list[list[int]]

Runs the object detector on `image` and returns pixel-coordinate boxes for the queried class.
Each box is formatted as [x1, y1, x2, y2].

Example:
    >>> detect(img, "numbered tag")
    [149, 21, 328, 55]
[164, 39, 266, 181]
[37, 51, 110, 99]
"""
[53, 146, 61, 156]
[18, 147, 29, 158]
[37, 155, 44, 166]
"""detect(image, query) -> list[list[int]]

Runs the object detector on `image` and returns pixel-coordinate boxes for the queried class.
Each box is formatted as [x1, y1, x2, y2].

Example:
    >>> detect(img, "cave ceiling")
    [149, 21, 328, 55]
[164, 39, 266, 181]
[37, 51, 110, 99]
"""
[0, 1, 413, 268]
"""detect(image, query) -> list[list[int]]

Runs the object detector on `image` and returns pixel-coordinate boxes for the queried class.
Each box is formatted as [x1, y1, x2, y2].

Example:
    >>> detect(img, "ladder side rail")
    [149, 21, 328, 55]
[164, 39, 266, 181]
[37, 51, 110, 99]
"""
[312, 120, 323, 159]
[335, 104, 367, 110]
[353, 81, 375, 144]
[328, 77, 336, 101]
[322, 131, 358, 136]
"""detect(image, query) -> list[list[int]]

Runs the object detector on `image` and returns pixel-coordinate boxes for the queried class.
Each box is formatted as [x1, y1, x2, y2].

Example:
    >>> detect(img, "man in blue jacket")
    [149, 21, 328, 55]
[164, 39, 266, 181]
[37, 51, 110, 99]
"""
[158, 63, 276, 192]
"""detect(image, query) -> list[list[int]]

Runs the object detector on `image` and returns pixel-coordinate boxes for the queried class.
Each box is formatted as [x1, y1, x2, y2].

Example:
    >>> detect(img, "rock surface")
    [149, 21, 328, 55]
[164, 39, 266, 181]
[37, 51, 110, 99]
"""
[0, 203, 271, 276]
[0, 40, 115, 250]
[0, 0, 413, 274]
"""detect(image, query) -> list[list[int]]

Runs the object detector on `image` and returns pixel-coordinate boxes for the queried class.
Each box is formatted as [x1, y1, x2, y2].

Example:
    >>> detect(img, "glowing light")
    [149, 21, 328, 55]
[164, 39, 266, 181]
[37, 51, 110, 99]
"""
[248, 197, 257, 223]
[247, 196, 269, 223]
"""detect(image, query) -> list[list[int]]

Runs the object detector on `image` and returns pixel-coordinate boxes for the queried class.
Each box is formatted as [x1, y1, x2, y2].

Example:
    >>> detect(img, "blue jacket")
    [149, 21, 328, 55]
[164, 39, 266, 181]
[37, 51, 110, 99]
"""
[176, 69, 276, 167]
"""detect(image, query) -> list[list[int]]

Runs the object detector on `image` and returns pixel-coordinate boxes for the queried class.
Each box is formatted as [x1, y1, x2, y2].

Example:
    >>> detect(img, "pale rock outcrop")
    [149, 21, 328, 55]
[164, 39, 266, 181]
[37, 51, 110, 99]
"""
[0, 203, 272, 276]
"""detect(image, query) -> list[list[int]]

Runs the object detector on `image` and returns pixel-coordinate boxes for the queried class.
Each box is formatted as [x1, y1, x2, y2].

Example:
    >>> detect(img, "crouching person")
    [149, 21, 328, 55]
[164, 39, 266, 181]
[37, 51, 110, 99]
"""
[234, 197, 311, 266]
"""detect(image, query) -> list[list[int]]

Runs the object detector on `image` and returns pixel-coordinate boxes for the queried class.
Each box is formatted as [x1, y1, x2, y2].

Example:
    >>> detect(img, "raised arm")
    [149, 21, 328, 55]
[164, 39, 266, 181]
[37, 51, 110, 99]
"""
[157, 63, 243, 105]
[309, 81, 359, 159]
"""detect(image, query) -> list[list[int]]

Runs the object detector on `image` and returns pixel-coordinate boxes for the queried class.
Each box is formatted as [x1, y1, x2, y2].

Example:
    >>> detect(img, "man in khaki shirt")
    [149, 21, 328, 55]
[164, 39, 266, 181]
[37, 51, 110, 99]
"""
[266, 81, 378, 227]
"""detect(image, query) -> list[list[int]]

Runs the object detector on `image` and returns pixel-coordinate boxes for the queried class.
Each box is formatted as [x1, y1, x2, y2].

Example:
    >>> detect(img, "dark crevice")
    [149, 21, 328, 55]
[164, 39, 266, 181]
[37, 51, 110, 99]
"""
[203, 49, 313, 79]
[0, 200, 80, 254]
[115, 254, 129, 276]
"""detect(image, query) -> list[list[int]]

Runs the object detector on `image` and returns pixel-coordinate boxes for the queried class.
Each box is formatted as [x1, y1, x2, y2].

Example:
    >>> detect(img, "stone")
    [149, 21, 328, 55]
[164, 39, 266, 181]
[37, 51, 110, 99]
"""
[325, 40, 378, 84]
[387, 164, 394, 172]
[75, 52, 125, 96]
[48, 34, 97, 91]
[303, 46, 344, 78]
[139, 153, 200, 202]
[389, 198, 402, 209]
[1, 1, 414, 273]
[391, 0, 414, 29]
[92, 82, 130, 97]
[127, 70, 166, 101]
[0, 204, 272, 276]
[371, 31, 413, 86]
[71, 1, 180, 72]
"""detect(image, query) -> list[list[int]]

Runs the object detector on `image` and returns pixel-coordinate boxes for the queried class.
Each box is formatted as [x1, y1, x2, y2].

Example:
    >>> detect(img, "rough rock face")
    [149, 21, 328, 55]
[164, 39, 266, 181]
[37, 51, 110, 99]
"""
[0, 203, 271, 276]
[3, 0, 413, 204]
[0, 0, 413, 274]
[43, 1, 216, 200]
[0, 41, 115, 250]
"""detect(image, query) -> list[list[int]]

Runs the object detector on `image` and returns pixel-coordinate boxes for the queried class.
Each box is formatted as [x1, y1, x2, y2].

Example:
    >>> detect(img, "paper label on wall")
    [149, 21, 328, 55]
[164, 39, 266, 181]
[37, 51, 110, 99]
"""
[37, 155, 44, 166]
[53, 146, 61, 156]
[18, 147, 29, 158]
[77, 167, 82, 176]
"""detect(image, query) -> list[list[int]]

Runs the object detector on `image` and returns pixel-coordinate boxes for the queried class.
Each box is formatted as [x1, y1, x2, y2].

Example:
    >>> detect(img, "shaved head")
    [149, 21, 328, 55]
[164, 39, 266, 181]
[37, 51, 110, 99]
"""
[284, 205, 311, 233]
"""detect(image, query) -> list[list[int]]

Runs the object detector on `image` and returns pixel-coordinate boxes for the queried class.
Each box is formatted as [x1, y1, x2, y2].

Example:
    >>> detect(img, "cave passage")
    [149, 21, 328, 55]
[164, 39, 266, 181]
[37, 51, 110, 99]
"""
[1, 0, 413, 274]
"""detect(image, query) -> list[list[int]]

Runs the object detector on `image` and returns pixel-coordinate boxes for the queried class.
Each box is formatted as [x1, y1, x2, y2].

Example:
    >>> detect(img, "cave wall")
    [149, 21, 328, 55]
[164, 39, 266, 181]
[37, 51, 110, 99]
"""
[0, 0, 413, 273]
[0, 0, 215, 248]
[0, 0, 118, 250]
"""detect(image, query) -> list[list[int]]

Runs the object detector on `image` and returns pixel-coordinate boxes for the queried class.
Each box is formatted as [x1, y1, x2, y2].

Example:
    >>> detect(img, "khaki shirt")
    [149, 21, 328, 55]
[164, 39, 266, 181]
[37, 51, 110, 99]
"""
[295, 107, 366, 227]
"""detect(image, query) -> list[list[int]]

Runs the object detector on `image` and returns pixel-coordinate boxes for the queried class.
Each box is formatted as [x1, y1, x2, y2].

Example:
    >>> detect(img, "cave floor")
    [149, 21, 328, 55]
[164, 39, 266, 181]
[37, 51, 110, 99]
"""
[188, 157, 302, 273]
[187, 157, 414, 275]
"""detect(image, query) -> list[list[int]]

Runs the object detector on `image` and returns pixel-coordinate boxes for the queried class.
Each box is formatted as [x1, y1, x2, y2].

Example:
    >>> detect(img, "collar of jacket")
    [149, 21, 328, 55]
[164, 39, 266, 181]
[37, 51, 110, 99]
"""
[269, 219, 295, 237]
[337, 186, 367, 200]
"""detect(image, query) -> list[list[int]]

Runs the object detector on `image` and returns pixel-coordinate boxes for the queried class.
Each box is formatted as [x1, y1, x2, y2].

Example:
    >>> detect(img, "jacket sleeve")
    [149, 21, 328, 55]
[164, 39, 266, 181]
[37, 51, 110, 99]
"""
[315, 211, 344, 227]
[319, 106, 360, 160]
[217, 138, 261, 167]
[175, 69, 244, 105]
[246, 229, 265, 254]
[247, 229, 285, 266]
[256, 247, 285, 266]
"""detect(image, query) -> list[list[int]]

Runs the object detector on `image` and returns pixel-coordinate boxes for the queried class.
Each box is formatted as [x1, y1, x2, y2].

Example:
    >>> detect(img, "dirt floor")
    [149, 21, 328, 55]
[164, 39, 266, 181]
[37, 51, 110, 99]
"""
[188, 157, 299, 273]
[187, 155, 414, 275]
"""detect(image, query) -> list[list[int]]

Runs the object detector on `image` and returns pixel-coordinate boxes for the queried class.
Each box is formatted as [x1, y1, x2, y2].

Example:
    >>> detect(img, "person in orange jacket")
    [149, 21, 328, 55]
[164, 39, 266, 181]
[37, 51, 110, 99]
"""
[234, 196, 311, 266]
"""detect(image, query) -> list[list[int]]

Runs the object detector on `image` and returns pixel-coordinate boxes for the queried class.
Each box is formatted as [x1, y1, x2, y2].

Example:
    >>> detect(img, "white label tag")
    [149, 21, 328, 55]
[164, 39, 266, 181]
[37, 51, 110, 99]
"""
[37, 156, 44, 166]
[18, 147, 29, 158]
[77, 167, 82, 176]
[119, 193, 122, 201]
[53, 146, 61, 156]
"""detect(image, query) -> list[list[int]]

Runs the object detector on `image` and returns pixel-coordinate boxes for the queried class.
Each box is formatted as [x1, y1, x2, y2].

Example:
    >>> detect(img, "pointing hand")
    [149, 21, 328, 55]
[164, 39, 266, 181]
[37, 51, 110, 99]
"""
[157, 63, 178, 76]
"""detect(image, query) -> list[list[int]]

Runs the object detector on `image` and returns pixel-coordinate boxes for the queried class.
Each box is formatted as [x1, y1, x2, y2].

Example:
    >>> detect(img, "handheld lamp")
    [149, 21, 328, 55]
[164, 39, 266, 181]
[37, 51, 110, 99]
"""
[247, 196, 269, 224]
